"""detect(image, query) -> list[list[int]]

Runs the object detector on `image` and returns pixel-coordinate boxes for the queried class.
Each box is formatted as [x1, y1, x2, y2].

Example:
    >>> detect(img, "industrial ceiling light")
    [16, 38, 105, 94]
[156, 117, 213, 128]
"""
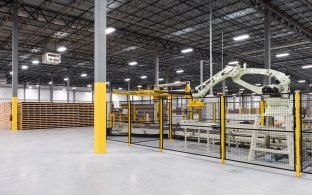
[302, 65, 312, 69]
[298, 80, 306, 83]
[240, 88, 245, 91]
[228, 61, 239, 65]
[21, 65, 28, 70]
[137, 85, 142, 88]
[158, 78, 164, 81]
[181, 48, 193, 54]
[141, 75, 147, 79]
[232, 94, 236, 96]
[28, 86, 33, 89]
[10, 71, 13, 75]
[32, 60, 39, 65]
[49, 81, 52, 85]
[233, 34, 249, 41]
[87, 84, 92, 88]
[62, 88, 66, 91]
[36, 85, 39, 87]
[106, 27, 116, 34]
[57, 46, 67, 52]
[81, 73, 87, 77]
[124, 78, 130, 82]
[176, 69, 184, 73]
[174, 81, 181, 83]
[64, 78, 69, 81]
[118, 87, 123, 90]
[255, 83, 261, 86]
[129, 61, 137, 66]
[276, 53, 289, 58]
[72, 87, 77, 90]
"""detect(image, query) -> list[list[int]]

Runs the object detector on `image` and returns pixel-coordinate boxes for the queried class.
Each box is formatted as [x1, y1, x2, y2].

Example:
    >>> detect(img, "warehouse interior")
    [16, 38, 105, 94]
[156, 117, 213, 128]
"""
[0, 0, 312, 194]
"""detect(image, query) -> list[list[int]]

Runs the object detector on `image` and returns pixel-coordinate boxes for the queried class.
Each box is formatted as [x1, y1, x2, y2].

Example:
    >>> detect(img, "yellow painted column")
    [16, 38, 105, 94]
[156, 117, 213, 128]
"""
[11, 97, 18, 131]
[295, 91, 301, 177]
[94, 82, 106, 154]
[128, 101, 131, 146]
[221, 96, 225, 163]
[159, 99, 163, 152]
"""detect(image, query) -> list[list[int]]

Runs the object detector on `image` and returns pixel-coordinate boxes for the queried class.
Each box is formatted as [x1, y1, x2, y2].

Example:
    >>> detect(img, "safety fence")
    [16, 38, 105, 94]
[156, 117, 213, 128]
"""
[106, 91, 311, 176]
[301, 92, 312, 174]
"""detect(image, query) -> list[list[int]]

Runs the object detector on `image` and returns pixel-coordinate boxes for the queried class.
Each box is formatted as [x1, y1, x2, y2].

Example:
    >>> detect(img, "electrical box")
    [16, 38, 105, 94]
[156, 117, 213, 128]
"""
[42, 52, 61, 65]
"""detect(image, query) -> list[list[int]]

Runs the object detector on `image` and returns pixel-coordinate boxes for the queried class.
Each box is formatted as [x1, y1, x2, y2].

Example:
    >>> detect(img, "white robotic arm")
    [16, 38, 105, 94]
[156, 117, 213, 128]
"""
[192, 63, 290, 98]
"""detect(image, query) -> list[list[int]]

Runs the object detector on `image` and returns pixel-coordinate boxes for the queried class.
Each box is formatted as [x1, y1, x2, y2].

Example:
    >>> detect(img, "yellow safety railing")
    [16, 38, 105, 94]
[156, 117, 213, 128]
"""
[113, 93, 306, 177]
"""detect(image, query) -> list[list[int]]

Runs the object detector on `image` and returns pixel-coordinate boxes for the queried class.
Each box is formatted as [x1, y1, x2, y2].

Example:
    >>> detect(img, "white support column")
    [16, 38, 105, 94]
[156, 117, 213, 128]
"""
[67, 75, 70, 103]
[155, 55, 159, 86]
[200, 60, 204, 90]
[264, 7, 271, 85]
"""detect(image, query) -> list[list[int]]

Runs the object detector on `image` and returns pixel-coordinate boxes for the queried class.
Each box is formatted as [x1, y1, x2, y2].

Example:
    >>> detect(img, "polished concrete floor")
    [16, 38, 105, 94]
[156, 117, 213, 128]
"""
[0, 127, 311, 195]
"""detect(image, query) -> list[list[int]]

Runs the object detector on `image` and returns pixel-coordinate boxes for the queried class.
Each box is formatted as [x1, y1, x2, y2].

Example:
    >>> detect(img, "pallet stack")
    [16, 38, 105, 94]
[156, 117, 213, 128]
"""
[17, 102, 94, 130]
[0, 102, 11, 129]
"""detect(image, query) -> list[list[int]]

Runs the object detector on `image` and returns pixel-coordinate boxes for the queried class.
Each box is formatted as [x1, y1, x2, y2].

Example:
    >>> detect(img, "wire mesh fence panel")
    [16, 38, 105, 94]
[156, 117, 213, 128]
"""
[130, 99, 160, 148]
[163, 96, 221, 158]
[301, 92, 312, 174]
[224, 94, 295, 170]
[106, 101, 129, 143]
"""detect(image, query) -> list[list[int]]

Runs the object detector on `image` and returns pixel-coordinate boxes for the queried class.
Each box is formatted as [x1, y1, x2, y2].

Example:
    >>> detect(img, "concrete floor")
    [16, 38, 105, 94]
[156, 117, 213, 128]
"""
[0, 128, 311, 195]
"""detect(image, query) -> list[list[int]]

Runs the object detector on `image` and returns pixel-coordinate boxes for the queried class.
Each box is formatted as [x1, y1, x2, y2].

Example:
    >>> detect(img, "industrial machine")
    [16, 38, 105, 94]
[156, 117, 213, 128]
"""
[192, 63, 290, 98]
[181, 63, 295, 166]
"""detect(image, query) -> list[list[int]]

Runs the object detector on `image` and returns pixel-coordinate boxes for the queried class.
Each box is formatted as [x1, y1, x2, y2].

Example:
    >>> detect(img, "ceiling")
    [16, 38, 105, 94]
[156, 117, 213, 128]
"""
[0, 0, 311, 94]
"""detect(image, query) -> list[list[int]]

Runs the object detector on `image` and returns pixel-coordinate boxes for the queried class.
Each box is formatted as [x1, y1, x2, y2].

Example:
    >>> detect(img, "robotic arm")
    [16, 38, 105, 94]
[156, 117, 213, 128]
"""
[192, 63, 290, 98]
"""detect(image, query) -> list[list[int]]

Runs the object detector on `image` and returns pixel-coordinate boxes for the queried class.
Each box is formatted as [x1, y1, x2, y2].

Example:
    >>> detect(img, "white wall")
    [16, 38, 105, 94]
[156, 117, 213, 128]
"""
[0, 86, 93, 102]
[0, 86, 151, 103]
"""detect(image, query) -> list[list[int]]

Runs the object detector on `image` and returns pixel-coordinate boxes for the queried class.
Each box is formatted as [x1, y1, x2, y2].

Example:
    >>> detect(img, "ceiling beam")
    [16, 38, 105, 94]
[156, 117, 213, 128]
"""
[250, 0, 312, 39]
